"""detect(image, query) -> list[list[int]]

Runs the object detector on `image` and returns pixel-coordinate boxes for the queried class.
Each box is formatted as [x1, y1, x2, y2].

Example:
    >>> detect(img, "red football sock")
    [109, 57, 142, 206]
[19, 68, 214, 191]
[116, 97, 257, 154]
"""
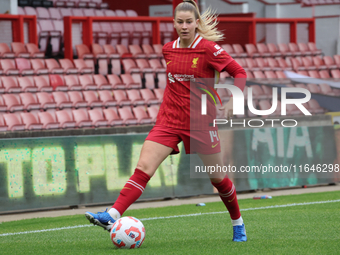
[112, 168, 150, 216]
[211, 178, 241, 220]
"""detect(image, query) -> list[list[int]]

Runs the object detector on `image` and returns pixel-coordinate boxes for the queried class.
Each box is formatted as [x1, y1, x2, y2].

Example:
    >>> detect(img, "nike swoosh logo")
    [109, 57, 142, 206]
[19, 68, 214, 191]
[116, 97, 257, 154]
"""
[212, 143, 219, 148]
[122, 187, 131, 190]
[167, 61, 172, 65]
[108, 220, 115, 225]
[228, 196, 235, 203]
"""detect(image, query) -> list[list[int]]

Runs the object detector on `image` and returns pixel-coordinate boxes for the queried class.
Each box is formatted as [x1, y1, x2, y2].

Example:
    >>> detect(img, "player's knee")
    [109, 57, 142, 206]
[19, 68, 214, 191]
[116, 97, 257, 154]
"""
[210, 177, 224, 184]
[136, 160, 155, 177]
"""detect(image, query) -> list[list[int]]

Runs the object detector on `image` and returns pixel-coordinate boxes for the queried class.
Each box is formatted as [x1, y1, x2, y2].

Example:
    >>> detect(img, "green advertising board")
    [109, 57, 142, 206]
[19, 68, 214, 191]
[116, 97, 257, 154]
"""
[0, 124, 338, 213]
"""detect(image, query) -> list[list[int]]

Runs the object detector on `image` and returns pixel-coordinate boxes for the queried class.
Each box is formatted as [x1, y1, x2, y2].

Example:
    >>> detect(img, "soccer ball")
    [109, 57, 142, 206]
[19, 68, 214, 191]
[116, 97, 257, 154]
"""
[110, 216, 145, 249]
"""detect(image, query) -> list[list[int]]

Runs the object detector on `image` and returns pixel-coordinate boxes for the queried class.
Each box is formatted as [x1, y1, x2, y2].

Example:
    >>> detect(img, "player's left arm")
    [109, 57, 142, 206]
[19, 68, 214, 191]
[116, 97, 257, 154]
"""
[219, 61, 247, 118]
[206, 42, 247, 118]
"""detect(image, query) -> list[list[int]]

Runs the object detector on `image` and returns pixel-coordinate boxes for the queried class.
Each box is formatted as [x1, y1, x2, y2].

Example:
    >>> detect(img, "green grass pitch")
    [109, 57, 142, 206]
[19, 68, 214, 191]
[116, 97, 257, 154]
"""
[1, 191, 339, 254]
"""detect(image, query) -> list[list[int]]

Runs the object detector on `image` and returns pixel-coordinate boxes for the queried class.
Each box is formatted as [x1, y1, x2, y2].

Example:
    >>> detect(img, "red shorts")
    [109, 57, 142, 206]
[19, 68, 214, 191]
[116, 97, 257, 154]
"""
[145, 125, 221, 155]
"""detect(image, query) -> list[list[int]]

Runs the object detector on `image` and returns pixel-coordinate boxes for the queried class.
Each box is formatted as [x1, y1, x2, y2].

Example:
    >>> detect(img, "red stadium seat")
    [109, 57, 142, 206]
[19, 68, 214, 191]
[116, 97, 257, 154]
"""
[3, 113, 25, 131]
[64, 75, 82, 91]
[323, 56, 338, 69]
[2, 94, 24, 112]
[153, 88, 164, 103]
[135, 59, 153, 74]
[72, 109, 93, 128]
[11, 42, 30, 58]
[118, 107, 138, 125]
[121, 74, 142, 89]
[126, 89, 145, 106]
[103, 108, 124, 126]
[148, 59, 166, 74]
[152, 44, 163, 57]
[97, 90, 117, 107]
[122, 59, 141, 74]
[15, 58, 34, 76]
[232, 44, 247, 57]
[20, 112, 43, 130]
[78, 74, 97, 90]
[256, 43, 273, 57]
[0, 114, 8, 131]
[107, 74, 126, 89]
[133, 106, 153, 124]
[0, 43, 15, 58]
[49, 74, 68, 91]
[93, 74, 112, 90]
[245, 44, 261, 58]
[128, 45, 147, 59]
[312, 56, 327, 70]
[287, 43, 302, 57]
[276, 58, 292, 71]
[19, 93, 41, 111]
[36, 92, 57, 109]
[221, 44, 237, 58]
[110, 59, 122, 75]
[1, 76, 21, 93]
[102, 44, 120, 59]
[45, 59, 64, 74]
[36, 7, 51, 19]
[88, 109, 108, 127]
[301, 57, 317, 71]
[157, 73, 166, 89]
[73, 59, 94, 74]
[26, 43, 44, 58]
[144, 73, 156, 89]
[319, 70, 331, 79]
[67, 91, 88, 108]
[56, 110, 76, 128]
[297, 42, 313, 56]
[267, 58, 282, 71]
[59, 59, 79, 74]
[75, 44, 95, 61]
[255, 58, 271, 71]
[38, 111, 60, 129]
[147, 105, 159, 123]
[308, 99, 324, 114]
[333, 55, 340, 67]
[141, 44, 159, 59]
[330, 69, 340, 79]
[48, 7, 62, 20]
[116, 44, 132, 58]
[30, 59, 49, 75]
[267, 43, 283, 57]
[307, 83, 321, 93]
[277, 43, 294, 57]
[83, 91, 103, 108]
[52, 91, 72, 109]
[1, 59, 20, 75]
[112, 90, 132, 107]
[245, 58, 260, 71]
[307, 42, 322, 56]
[0, 95, 7, 111]
[140, 88, 158, 105]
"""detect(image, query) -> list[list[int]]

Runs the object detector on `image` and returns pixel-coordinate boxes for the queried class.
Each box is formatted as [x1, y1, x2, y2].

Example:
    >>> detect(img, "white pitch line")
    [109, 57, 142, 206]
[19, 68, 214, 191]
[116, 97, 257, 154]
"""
[1, 199, 339, 237]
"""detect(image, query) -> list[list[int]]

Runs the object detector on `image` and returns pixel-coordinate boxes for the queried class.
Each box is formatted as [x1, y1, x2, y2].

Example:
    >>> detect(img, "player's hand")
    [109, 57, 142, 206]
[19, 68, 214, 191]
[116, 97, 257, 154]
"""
[219, 97, 233, 120]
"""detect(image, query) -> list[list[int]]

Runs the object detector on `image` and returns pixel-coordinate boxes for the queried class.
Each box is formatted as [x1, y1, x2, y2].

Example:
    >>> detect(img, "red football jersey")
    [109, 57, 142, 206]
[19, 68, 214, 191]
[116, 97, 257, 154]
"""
[156, 34, 234, 130]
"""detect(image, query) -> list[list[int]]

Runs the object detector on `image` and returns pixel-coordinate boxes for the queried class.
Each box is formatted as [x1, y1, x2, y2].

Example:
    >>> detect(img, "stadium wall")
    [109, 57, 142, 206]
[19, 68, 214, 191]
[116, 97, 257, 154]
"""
[0, 116, 339, 214]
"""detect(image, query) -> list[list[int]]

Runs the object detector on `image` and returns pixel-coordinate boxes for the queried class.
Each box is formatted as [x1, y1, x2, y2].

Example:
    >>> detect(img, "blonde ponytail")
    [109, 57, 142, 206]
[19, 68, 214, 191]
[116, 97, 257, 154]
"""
[174, 0, 224, 42]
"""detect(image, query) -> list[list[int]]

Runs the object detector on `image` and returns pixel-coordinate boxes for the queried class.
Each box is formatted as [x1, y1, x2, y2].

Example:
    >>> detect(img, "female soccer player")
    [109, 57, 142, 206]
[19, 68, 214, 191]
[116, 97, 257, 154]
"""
[86, 0, 247, 242]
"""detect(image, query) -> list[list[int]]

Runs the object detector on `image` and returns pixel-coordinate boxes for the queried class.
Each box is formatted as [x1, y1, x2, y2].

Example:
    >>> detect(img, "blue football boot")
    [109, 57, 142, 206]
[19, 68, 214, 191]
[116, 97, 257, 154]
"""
[233, 224, 247, 242]
[85, 208, 115, 231]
